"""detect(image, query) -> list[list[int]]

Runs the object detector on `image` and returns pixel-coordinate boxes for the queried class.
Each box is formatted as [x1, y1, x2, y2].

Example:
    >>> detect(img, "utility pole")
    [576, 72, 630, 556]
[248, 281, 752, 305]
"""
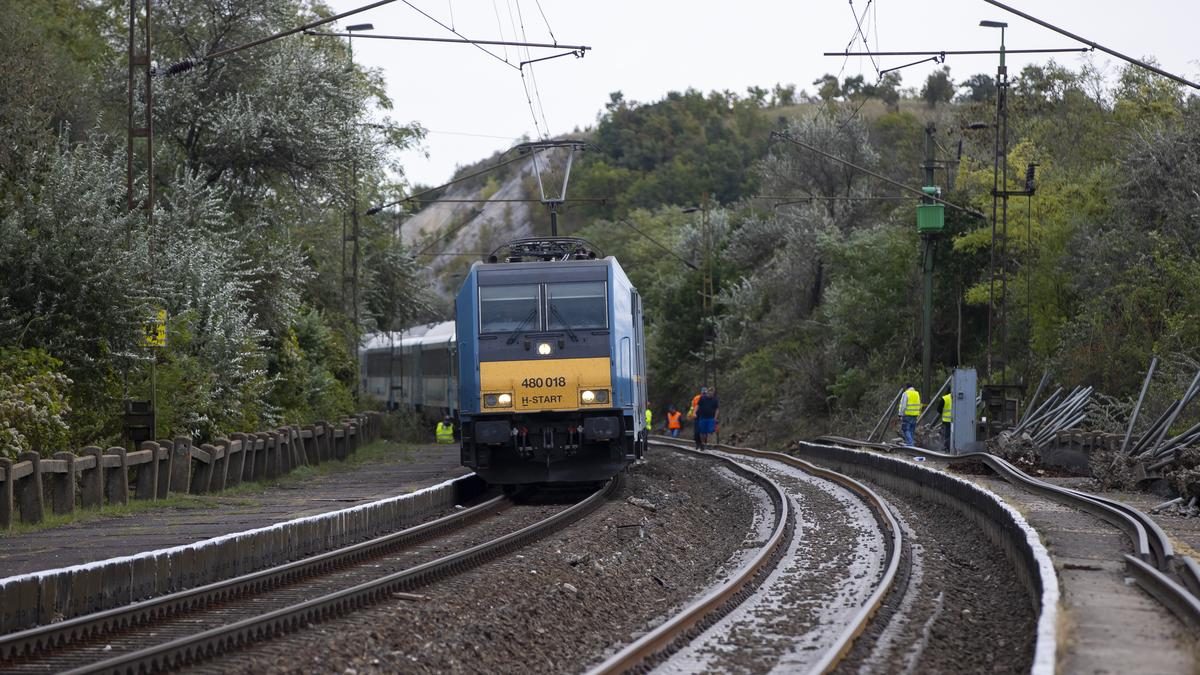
[342, 23, 372, 397]
[917, 124, 946, 401]
[126, 0, 158, 439]
[981, 19, 1008, 384]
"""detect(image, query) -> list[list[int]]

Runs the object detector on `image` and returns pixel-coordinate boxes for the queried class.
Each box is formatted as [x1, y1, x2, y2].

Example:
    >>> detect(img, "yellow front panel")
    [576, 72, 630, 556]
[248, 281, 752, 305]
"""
[481, 357, 612, 412]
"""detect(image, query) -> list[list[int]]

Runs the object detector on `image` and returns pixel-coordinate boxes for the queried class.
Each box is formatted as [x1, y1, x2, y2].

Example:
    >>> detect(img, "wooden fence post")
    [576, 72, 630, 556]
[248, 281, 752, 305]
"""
[314, 421, 330, 462]
[191, 444, 215, 494]
[290, 426, 306, 468]
[134, 442, 159, 500]
[230, 433, 249, 486]
[80, 447, 104, 508]
[211, 439, 230, 491]
[253, 433, 270, 480]
[51, 452, 76, 515]
[300, 422, 319, 466]
[103, 447, 129, 506]
[155, 439, 172, 499]
[0, 458, 13, 528]
[170, 437, 191, 495]
[274, 430, 289, 476]
[16, 452, 45, 524]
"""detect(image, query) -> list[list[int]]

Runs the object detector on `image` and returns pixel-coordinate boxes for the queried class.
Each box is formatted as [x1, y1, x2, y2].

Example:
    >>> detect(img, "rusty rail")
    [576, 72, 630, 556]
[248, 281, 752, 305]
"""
[818, 435, 1200, 629]
[20, 478, 617, 674]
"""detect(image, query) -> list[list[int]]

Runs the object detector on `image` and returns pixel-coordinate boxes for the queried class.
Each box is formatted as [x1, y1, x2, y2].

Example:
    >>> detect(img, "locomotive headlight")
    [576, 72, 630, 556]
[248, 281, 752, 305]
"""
[581, 390, 596, 403]
[484, 393, 513, 408]
[537, 342, 552, 355]
[595, 390, 609, 403]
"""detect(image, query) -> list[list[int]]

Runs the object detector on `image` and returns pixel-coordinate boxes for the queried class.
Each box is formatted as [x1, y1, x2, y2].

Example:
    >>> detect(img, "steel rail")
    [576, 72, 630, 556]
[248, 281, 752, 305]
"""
[0, 494, 508, 660]
[64, 479, 618, 674]
[815, 435, 1200, 628]
[21, 480, 617, 673]
[590, 438, 902, 674]
[712, 441, 904, 673]
[586, 439, 790, 675]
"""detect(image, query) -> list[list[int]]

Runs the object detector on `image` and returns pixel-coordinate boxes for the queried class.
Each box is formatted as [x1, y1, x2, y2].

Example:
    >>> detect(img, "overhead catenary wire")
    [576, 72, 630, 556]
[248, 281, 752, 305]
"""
[158, 0, 402, 74]
[770, 131, 987, 219]
[533, 0, 557, 44]
[365, 150, 533, 215]
[981, 0, 1200, 90]
[848, 0, 880, 78]
[615, 218, 699, 270]
[516, 0, 552, 138]
[401, 0, 518, 70]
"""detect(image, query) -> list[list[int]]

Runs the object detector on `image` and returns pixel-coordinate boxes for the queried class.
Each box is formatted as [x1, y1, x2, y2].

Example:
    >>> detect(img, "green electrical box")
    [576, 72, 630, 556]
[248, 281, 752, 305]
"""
[916, 197, 945, 233]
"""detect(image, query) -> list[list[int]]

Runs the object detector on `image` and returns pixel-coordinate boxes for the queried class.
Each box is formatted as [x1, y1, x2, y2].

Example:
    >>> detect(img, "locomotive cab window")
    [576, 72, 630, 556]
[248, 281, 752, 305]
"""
[547, 281, 608, 330]
[479, 284, 540, 333]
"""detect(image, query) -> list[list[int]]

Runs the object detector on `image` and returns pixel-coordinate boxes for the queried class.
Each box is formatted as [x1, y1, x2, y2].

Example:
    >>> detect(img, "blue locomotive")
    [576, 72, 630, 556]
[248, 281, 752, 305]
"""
[455, 238, 648, 484]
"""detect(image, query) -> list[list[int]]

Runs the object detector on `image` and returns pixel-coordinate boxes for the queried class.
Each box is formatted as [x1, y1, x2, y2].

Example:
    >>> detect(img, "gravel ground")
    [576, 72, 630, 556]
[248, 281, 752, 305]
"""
[191, 448, 757, 674]
[840, 484, 1036, 674]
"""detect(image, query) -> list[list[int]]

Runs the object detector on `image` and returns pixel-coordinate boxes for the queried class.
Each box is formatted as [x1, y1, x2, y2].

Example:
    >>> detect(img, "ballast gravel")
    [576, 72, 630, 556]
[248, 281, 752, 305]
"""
[840, 483, 1037, 673]
[203, 449, 757, 674]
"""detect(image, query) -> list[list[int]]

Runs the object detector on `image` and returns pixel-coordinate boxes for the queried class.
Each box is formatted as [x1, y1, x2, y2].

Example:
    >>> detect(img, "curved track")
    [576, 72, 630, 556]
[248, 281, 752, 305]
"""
[588, 438, 902, 674]
[0, 480, 618, 674]
[817, 435, 1200, 628]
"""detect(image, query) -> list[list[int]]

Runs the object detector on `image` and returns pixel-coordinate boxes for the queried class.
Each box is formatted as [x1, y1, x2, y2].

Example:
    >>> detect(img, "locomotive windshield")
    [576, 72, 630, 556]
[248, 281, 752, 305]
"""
[479, 284, 540, 333]
[547, 281, 607, 330]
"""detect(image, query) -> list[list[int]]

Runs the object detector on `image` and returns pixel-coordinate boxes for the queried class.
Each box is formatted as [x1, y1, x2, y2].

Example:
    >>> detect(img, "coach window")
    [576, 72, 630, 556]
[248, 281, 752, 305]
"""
[547, 281, 607, 330]
[479, 284, 541, 333]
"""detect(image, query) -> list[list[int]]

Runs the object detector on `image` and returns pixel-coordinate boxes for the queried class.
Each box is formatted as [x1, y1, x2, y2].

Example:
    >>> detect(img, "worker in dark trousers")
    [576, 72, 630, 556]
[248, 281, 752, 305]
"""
[936, 391, 953, 451]
[897, 383, 921, 446]
[696, 387, 719, 451]
[690, 387, 706, 449]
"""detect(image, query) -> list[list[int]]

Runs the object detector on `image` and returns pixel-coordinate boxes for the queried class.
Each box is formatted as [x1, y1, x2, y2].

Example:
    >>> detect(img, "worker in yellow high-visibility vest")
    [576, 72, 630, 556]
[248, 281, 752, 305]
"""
[896, 383, 922, 446]
[937, 392, 953, 451]
[435, 417, 455, 444]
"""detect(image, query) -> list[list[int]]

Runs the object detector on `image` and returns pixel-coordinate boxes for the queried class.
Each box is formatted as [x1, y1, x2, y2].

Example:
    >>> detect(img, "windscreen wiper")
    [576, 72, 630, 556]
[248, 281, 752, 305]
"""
[506, 308, 538, 345]
[549, 305, 579, 342]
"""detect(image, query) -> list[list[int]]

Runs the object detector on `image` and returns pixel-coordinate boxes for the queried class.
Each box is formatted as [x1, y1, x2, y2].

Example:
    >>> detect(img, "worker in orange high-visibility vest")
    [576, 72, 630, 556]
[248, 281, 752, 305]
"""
[689, 387, 706, 449]
[666, 405, 683, 438]
[896, 383, 922, 446]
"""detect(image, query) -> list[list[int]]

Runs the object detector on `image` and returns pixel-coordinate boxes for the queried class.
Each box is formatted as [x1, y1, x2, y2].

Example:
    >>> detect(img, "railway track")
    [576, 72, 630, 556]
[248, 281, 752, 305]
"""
[816, 435, 1200, 628]
[589, 438, 902, 674]
[0, 479, 618, 674]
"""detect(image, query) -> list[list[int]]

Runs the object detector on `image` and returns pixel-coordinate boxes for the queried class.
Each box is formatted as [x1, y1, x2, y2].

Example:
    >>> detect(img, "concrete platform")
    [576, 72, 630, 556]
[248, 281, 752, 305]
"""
[0, 442, 468, 579]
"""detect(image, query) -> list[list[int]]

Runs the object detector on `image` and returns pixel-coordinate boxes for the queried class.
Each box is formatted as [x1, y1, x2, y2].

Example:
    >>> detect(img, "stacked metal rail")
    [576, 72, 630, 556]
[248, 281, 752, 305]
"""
[1009, 385, 1094, 448]
[1122, 365, 1200, 472]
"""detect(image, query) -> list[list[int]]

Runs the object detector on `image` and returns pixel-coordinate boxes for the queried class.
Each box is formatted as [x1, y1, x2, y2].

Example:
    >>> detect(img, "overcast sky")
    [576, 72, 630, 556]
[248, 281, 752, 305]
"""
[327, 0, 1200, 187]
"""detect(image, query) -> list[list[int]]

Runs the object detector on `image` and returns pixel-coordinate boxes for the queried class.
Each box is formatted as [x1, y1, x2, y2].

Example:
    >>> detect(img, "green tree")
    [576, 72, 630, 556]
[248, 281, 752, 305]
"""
[921, 67, 955, 107]
[813, 74, 842, 102]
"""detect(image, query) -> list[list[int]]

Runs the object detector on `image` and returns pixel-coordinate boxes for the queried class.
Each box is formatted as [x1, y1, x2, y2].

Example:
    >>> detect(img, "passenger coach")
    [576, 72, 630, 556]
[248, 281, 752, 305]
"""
[455, 238, 647, 484]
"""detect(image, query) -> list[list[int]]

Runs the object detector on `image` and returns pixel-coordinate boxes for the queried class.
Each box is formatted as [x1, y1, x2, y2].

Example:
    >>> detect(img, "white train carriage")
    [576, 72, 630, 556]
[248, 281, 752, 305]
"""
[360, 321, 458, 416]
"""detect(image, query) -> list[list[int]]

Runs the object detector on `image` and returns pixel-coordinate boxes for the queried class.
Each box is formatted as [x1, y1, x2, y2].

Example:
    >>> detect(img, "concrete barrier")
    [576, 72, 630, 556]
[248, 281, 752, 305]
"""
[0, 470, 482, 634]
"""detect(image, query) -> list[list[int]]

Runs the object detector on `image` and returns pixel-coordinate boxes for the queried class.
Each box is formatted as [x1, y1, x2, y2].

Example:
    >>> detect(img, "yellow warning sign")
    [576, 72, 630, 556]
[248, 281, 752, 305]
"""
[143, 309, 167, 348]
